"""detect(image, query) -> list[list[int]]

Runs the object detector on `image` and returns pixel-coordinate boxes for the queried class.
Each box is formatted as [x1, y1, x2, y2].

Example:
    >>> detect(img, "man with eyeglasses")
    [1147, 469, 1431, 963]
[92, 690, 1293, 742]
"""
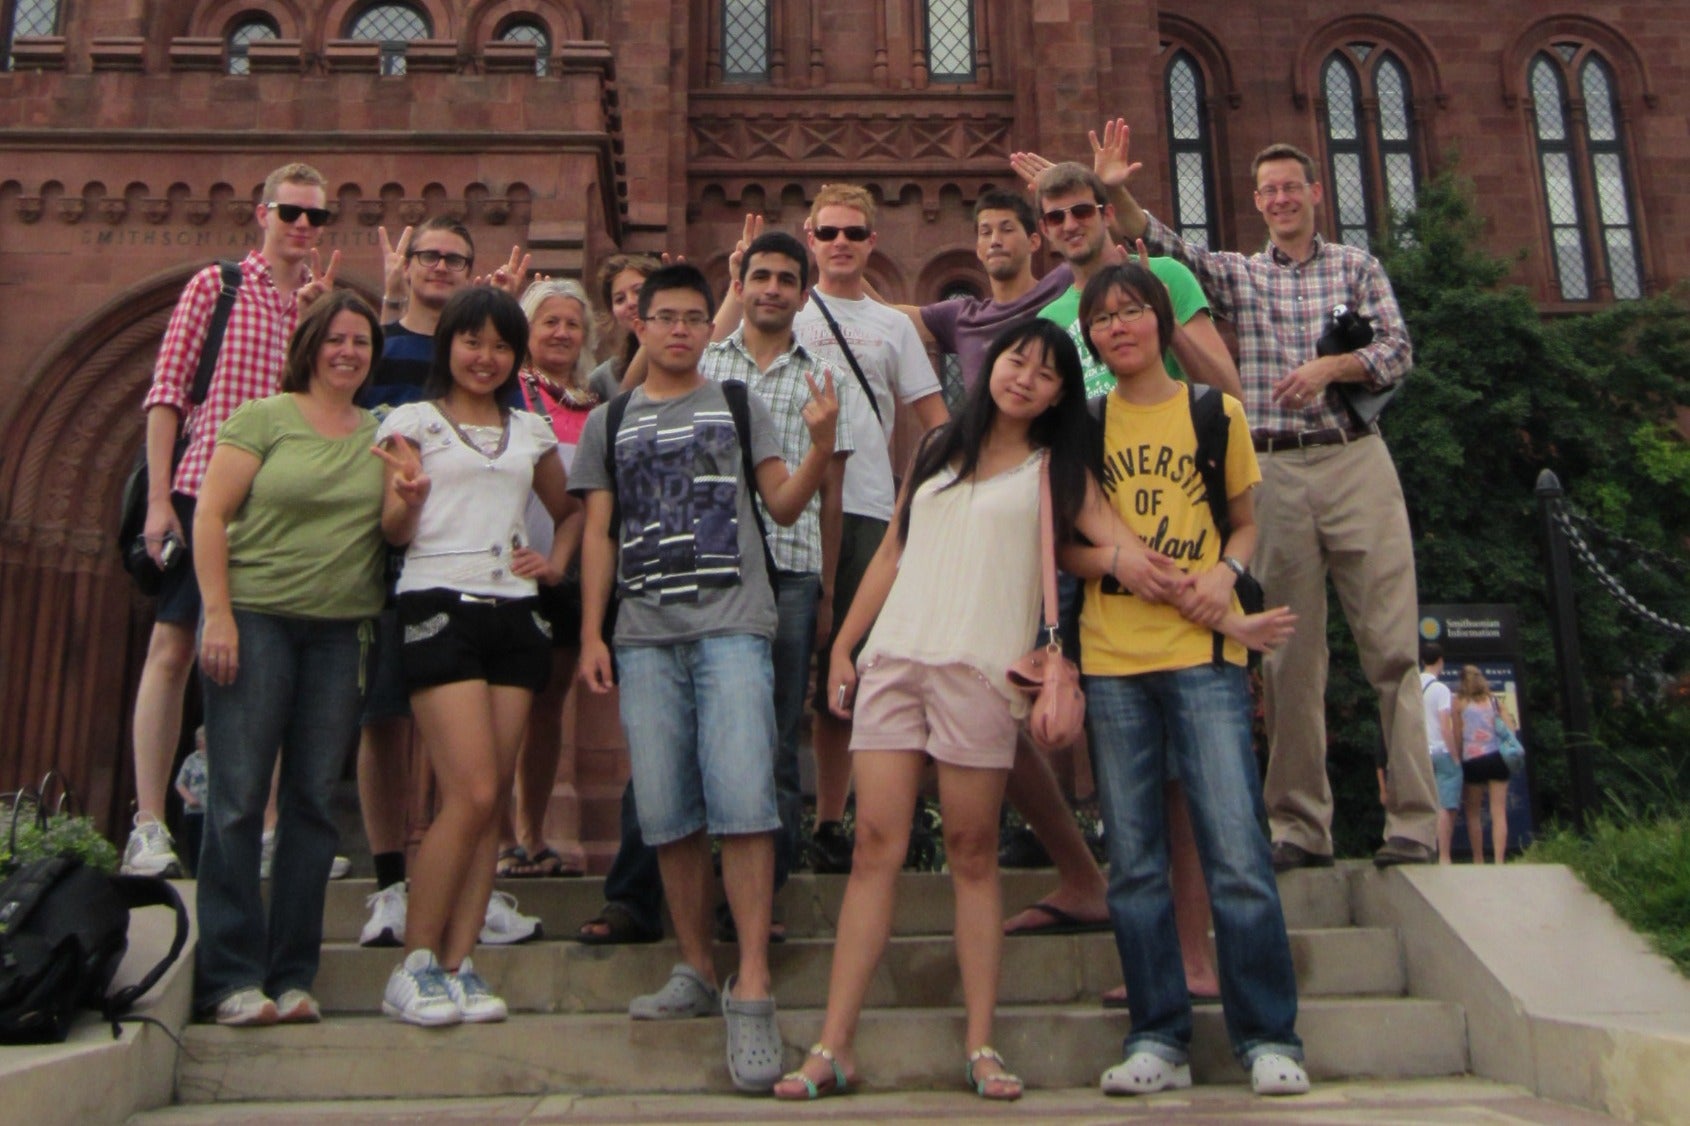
[1101, 122, 1439, 870]
[791, 184, 948, 873]
[122, 162, 332, 879]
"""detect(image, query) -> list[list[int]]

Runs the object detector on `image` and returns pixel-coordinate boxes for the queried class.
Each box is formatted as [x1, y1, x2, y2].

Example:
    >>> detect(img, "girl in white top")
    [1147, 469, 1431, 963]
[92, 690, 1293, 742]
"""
[776, 321, 1155, 1101]
[372, 286, 576, 1026]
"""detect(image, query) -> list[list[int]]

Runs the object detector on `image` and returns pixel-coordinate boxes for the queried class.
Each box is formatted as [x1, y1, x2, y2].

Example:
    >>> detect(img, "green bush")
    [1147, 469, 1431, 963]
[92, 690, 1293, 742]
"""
[0, 800, 121, 873]
[1525, 813, 1690, 977]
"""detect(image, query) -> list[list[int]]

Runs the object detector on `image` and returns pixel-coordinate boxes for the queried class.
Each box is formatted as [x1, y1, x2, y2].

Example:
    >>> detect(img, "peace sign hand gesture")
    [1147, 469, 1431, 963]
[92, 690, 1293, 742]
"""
[801, 368, 839, 452]
[371, 438, 431, 509]
[296, 249, 342, 311]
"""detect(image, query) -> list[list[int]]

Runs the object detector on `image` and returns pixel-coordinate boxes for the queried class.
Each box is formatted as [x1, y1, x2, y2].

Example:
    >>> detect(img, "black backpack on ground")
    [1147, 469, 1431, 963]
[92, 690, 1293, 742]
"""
[1088, 383, 1265, 663]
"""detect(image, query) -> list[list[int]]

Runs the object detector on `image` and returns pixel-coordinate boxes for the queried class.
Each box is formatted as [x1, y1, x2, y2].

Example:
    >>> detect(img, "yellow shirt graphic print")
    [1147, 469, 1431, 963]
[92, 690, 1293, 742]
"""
[1079, 385, 1261, 677]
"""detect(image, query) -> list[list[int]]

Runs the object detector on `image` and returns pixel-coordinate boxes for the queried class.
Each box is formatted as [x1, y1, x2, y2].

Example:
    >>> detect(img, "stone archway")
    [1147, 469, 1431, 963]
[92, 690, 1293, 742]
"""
[0, 269, 195, 832]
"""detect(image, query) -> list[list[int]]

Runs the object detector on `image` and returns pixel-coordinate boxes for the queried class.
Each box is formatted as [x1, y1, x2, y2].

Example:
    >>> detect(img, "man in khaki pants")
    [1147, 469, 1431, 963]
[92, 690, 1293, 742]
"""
[1099, 122, 1438, 867]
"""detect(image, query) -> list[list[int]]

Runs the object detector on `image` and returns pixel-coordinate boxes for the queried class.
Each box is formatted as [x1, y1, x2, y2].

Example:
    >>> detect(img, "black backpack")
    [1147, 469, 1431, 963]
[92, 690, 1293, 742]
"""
[0, 787, 189, 1046]
[1089, 383, 1264, 663]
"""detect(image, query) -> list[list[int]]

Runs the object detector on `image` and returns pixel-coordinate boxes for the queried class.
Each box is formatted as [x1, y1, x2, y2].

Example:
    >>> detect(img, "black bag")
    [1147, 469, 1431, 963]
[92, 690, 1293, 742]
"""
[1317, 303, 1399, 428]
[118, 260, 244, 593]
[0, 830, 188, 1044]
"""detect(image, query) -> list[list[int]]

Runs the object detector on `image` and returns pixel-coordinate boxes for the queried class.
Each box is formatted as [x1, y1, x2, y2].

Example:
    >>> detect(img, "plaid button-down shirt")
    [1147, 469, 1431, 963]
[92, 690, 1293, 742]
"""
[701, 329, 854, 574]
[142, 251, 307, 496]
[1142, 214, 1412, 436]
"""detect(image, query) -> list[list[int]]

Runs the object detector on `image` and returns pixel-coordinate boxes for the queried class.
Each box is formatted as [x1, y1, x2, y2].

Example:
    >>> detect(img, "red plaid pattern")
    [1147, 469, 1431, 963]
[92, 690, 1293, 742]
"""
[142, 251, 306, 497]
[1142, 214, 1412, 436]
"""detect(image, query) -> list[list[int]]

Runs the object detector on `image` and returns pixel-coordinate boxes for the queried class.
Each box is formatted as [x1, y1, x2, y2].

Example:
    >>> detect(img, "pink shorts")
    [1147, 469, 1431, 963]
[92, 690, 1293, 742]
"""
[849, 655, 1020, 770]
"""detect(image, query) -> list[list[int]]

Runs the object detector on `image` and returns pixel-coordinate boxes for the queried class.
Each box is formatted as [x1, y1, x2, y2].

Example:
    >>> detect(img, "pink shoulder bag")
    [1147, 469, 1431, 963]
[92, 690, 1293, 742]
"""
[1005, 454, 1086, 753]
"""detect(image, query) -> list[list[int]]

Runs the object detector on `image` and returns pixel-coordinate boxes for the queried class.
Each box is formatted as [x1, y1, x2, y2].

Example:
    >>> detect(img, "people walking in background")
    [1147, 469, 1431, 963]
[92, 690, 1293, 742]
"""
[1420, 643, 1459, 864]
[1452, 665, 1511, 864]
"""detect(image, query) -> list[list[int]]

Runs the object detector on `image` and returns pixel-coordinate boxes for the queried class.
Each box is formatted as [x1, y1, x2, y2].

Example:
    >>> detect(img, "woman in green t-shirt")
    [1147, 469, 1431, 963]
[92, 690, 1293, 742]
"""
[190, 291, 388, 1027]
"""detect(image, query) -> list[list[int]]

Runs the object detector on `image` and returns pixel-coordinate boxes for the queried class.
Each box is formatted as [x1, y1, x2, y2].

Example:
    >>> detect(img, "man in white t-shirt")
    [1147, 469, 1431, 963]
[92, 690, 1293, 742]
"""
[780, 184, 949, 871]
[1418, 642, 1458, 865]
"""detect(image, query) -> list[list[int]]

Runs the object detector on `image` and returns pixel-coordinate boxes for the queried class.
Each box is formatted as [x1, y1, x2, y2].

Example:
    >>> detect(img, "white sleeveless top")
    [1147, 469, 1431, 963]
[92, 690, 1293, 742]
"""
[861, 453, 1043, 716]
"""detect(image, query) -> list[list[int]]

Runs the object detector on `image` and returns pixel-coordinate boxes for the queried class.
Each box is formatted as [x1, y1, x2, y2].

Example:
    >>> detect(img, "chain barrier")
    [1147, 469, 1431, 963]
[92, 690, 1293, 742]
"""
[1550, 500, 1690, 639]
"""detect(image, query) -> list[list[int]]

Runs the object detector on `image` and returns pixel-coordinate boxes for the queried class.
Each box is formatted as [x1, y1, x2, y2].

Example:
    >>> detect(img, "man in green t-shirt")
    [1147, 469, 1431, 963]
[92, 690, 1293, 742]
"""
[1032, 162, 1241, 401]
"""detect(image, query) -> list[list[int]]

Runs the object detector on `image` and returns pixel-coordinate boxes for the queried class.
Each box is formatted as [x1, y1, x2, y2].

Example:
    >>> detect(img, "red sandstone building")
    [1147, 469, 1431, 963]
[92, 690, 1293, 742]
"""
[1, 2, 1683, 856]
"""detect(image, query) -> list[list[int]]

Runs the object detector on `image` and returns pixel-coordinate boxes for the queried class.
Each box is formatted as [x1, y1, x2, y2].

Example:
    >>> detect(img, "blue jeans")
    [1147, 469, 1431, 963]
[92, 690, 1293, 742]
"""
[195, 609, 367, 1011]
[616, 633, 780, 846]
[772, 570, 821, 887]
[1085, 664, 1303, 1066]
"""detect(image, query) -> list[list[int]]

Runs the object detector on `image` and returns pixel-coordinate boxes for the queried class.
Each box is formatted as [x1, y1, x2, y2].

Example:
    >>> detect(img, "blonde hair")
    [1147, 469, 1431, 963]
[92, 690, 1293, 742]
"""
[809, 183, 876, 228]
[520, 278, 599, 389]
[261, 162, 327, 205]
[1455, 665, 1494, 704]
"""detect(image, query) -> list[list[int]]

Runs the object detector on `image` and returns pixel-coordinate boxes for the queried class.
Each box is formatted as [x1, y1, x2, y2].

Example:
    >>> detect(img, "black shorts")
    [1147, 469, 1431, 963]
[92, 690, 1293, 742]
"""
[154, 493, 201, 626]
[535, 581, 583, 650]
[396, 588, 551, 694]
[812, 514, 888, 713]
[1462, 753, 1511, 784]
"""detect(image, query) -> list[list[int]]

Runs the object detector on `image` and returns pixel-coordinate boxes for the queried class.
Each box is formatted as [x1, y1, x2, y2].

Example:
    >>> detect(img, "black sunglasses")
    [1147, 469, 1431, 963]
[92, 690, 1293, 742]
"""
[1040, 201, 1101, 226]
[267, 202, 332, 227]
[813, 225, 872, 243]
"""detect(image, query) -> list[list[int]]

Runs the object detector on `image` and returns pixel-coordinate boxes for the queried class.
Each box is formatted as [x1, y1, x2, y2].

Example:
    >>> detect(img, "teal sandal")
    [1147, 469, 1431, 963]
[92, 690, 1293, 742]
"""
[774, 1043, 851, 1100]
[967, 1045, 1024, 1101]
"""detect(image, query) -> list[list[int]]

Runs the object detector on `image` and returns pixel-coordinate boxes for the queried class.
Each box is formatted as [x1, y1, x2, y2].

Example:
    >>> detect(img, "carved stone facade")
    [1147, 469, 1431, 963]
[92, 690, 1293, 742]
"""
[1, 2, 1685, 852]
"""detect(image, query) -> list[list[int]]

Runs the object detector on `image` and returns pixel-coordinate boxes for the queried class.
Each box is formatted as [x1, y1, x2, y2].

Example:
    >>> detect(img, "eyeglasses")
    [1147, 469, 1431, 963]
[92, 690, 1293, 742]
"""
[643, 310, 712, 330]
[1041, 202, 1101, 226]
[1087, 305, 1150, 332]
[408, 249, 473, 272]
[267, 202, 331, 227]
[812, 225, 872, 243]
[1253, 182, 1310, 200]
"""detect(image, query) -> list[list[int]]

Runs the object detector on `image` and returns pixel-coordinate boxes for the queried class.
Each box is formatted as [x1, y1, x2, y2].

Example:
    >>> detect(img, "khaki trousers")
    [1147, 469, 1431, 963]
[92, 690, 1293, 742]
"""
[1255, 435, 1437, 854]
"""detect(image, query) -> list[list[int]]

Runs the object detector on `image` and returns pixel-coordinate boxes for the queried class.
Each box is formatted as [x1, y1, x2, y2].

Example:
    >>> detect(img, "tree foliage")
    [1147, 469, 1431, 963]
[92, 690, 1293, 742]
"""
[1318, 171, 1690, 854]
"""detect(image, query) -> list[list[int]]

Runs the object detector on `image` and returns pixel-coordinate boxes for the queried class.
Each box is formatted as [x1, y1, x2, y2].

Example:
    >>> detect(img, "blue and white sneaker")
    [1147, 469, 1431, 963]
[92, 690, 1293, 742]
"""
[382, 949, 460, 1027]
[444, 957, 507, 1023]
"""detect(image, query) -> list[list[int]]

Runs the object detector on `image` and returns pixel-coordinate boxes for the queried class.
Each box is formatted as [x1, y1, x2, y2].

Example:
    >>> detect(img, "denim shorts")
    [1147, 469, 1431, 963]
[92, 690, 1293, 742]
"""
[155, 493, 201, 626]
[1432, 753, 1463, 810]
[396, 588, 551, 693]
[616, 633, 780, 847]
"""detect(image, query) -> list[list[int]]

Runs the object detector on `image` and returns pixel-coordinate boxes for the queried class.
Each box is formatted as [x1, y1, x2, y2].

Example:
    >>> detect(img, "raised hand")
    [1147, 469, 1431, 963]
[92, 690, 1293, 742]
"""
[296, 248, 342, 311]
[1009, 150, 1054, 191]
[370, 438, 430, 508]
[475, 245, 531, 296]
[727, 213, 765, 281]
[379, 225, 413, 306]
[801, 368, 840, 450]
[659, 250, 688, 267]
[1089, 118, 1143, 189]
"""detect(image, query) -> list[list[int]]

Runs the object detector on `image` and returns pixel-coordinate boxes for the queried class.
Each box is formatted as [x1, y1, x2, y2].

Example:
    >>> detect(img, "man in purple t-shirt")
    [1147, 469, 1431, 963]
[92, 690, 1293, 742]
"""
[884, 189, 1072, 389]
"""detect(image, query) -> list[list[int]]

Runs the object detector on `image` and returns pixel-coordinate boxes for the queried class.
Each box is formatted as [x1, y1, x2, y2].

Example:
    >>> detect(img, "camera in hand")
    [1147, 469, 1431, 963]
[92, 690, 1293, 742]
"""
[1316, 304, 1374, 357]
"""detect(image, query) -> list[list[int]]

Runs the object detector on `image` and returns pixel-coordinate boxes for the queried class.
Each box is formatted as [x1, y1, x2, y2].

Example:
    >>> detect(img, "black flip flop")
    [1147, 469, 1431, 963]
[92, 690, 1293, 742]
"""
[1004, 901, 1112, 936]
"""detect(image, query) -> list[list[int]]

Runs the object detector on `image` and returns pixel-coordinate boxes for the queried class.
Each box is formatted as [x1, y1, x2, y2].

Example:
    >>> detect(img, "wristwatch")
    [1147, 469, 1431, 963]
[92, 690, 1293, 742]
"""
[1220, 555, 1248, 580]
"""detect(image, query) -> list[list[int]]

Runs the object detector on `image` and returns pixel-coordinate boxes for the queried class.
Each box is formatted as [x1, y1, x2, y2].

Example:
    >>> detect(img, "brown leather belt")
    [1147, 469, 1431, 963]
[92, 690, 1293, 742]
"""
[1252, 422, 1378, 454]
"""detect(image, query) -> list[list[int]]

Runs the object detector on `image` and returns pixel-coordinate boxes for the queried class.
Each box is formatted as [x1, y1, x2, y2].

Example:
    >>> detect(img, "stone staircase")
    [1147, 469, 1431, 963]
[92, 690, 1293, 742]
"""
[174, 864, 1468, 1103]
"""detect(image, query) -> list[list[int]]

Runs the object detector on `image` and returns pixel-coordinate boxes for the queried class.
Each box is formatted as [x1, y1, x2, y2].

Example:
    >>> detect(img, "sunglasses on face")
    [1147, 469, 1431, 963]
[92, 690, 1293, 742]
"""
[408, 249, 473, 272]
[1041, 202, 1101, 226]
[267, 202, 331, 227]
[813, 225, 872, 243]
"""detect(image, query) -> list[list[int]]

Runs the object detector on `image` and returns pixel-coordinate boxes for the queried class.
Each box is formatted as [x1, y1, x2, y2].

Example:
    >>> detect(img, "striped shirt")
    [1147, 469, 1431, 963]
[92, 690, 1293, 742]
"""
[700, 329, 854, 574]
[142, 251, 308, 497]
[1141, 213, 1412, 436]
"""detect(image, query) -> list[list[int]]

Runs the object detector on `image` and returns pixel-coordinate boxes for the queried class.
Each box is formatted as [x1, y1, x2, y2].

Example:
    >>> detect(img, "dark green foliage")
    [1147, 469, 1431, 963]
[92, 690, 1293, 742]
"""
[1319, 171, 1690, 855]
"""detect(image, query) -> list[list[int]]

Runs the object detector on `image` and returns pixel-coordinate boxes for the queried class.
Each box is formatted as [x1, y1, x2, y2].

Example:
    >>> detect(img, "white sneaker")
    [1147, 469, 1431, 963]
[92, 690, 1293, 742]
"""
[1101, 1050, 1192, 1095]
[1250, 1052, 1310, 1096]
[360, 883, 408, 948]
[121, 814, 183, 878]
[213, 987, 278, 1027]
[444, 957, 508, 1023]
[382, 949, 461, 1027]
[274, 989, 321, 1024]
[479, 890, 542, 945]
[329, 855, 352, 880]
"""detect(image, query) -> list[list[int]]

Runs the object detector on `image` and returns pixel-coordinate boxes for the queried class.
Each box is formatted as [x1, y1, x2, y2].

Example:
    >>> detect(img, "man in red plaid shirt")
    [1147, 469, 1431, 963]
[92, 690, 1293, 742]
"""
[1101, 123, 1439, 870]
[121, 162, 332, 878]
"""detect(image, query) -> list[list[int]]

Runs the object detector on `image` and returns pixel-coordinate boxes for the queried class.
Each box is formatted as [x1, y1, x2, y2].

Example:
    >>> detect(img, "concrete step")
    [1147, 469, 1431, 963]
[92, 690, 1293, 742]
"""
[319, 865, 1355, 943]
[175, 997, 1467, 1103]
[308, 925, 1402, 1014]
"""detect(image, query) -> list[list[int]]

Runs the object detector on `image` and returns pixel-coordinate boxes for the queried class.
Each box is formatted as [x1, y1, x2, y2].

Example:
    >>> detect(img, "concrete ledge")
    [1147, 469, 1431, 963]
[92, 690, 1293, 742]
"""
[0, 885, 195, 1126]
[1353, 863, 1690, 1124]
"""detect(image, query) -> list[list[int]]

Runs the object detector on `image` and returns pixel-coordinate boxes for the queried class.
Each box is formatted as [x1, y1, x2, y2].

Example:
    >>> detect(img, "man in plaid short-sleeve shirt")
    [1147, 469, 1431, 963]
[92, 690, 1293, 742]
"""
[1108, 133, 1439, 871]
[120, 162, 330, 880]
[703, 230, 855, 888]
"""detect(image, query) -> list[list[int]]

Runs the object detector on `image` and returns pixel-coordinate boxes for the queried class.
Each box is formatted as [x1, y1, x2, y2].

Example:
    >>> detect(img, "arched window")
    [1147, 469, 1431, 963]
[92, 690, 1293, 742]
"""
[227, 16, 279, 76]
[1318, 43, 1422, 248]
[498, 18, 550, 77]
[926, 0, 975, 82]
[348, 3, 430, 77]
[4, 0, 60, 70]
[721, 0, 768, 83]
[1164, 48, 1218, 250]
[1528, 45, 1643, 301]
